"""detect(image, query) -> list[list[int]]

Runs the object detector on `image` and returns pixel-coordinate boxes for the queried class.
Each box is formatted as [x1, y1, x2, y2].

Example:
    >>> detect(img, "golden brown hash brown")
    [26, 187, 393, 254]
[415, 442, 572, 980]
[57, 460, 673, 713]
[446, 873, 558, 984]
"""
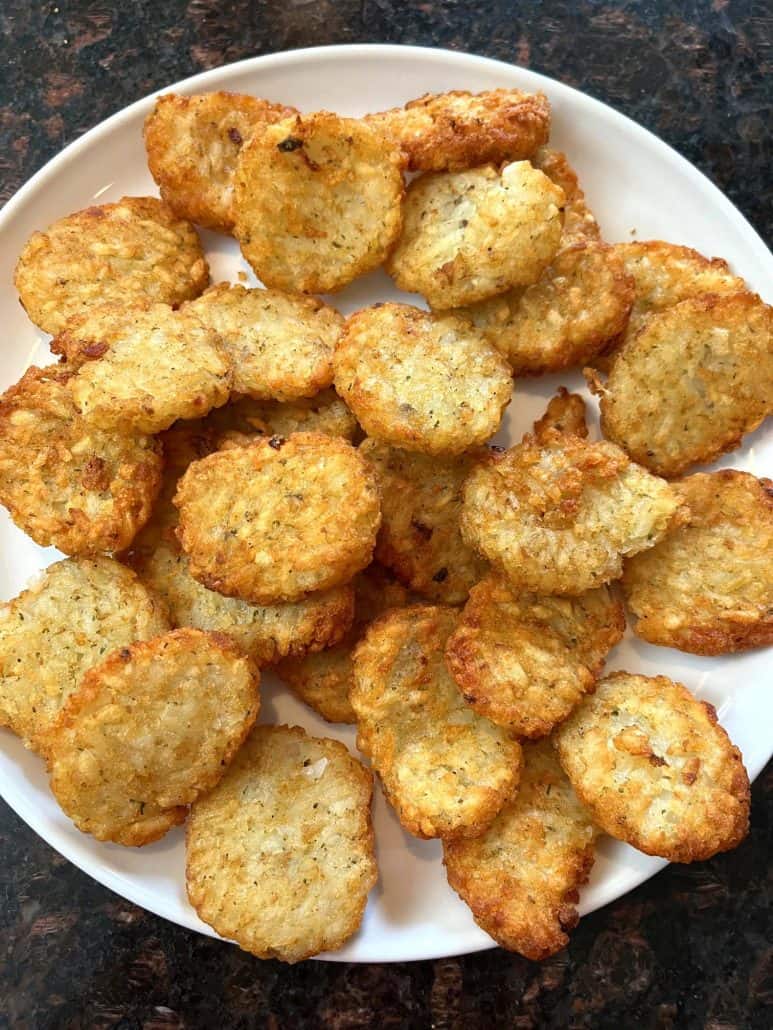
[360, 438, 489, 604]
[444, 740, 598, 960]
[533, 388, 589, 439]
[128, 540, 354, 666]
[0, 364, 162, 556]
[47, 628, 259, 846]
[622, 470, 773, 654]
[333, 303, 512, 456]
[183, 283, 343, 401]
[460, 429, 685, 595]
[555, 672, 750, 862]
[144, 92, 298, 233]
[55, 302, 232, 435]
[276, 564, 410, 724]
[201, 389, 360, 443]
[351, 605, 522, 840]
[365, 88, 550, 172]
[0, 557, 169, 754]
[175, 433, 380, 604]
[590, 240, 747, 369]
[445, 573, 625, 737]
[14, 196, 209, 335]
[590, 291, 772, 477]
[234, 111, 404, 293]
[186, 724, 377, 962]
[386, 161, 565, 310]
[460, 241, 635, 375]
[530, 148, 600, 246]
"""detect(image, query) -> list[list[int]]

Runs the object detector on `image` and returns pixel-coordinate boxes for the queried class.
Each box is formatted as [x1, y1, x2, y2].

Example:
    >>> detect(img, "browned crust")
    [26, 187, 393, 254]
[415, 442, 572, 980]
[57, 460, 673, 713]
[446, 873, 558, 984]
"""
[0, 364, 163, 555]
[533, 388, 589, 439]
[366, 89, 551, 172]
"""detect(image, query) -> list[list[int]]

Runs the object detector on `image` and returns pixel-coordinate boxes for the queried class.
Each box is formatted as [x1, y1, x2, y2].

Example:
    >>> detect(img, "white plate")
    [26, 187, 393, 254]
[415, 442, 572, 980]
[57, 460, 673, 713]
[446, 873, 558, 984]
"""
[0, 44, 771, 965]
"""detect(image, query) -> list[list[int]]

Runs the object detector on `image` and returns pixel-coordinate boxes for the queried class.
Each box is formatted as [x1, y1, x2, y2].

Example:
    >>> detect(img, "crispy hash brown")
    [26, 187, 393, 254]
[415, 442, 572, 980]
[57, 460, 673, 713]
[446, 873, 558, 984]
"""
[351, 605, 522, 840]
[183, 283, 343, 401]
[175, 433, 380, 604]
[14, 196, 209, 335]
[555, 672, 750, 862]
[186, 724, 377, 962]
[591, 291, 773, 477]
[129, 540, 354, 666]
[445, 574, 625, 737]
[276, 564, 410, 724]
[386, 161, 565, 309]
[360, 438, 489, 604]
[365, 88, 550, 172]
[47, 628, 259, 846]
[622, 470, 773, 654]
[460, 429, 684, 595]
[57, 303, 232, 435]
[0, 364, 162, 555]
[333, 303, 512, 456]
[0, 557, 169, 754]
[234, 111, 404, 294]
[144, 92, 298, 233]
[534, 388, 589, 439]
[444, 740, 598, 960]
[530, 148, 600, 246]
[202, 389, 360, 443]
[460, 241, 635, 375]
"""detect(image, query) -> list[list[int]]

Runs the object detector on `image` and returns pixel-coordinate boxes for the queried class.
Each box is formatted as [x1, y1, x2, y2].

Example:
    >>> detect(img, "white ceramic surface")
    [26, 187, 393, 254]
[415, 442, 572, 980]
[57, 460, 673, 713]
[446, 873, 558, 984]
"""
[0, 45, 770, 964]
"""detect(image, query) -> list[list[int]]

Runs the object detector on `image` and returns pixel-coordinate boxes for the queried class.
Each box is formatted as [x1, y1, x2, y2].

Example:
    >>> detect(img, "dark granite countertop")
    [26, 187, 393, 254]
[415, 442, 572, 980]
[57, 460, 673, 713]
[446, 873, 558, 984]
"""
[1, 2, 771, 1027]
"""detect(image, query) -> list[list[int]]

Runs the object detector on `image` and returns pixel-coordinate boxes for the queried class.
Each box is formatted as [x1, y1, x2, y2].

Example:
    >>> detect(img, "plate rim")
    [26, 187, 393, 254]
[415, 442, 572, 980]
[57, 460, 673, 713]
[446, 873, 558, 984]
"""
[0, 42, 770, 964]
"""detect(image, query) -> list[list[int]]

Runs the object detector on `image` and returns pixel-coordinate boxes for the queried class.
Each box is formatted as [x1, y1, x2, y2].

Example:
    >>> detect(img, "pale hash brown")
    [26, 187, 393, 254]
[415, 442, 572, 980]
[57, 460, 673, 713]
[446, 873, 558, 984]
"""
[128, 539, 355, 666]
[333, 303, 512, 456]
[351, 605, 522, 840]
[276, 564, 410, 724]
[201, 389, 360, 443]
[360, 438, 489, 604]
[460, 429, 685, 595]
[186, 724, 377, 962]
[0, 557, 169, 754]
[444, 739, 598, 960]
[622, 470, 773, 654]
[555, 671, 750, 862]
[174, 433, 380, 604]
[460, 241, 634, 375]
[365, 88, 550, 172]
[14, 196, 209, 335]
[530, 148, 600, 246]
[445, 573, 625, 737]
[386, 161, 565, 310]
[591, 291, 773, 477]
[533, 388, 589, 439]
[47, 628, 259, 846]
[591, 240, 747, 369]
[183, 283, 343, 401]
[234, 111, 404, 293]
[0, 364, 163, 556]
[61, 303, 232, 435]
[144, 92, 298, 233]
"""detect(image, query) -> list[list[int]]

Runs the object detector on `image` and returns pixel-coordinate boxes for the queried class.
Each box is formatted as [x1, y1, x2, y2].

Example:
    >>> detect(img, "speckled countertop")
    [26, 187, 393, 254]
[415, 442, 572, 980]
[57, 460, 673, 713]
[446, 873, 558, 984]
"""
[1, 2, 771, 1027]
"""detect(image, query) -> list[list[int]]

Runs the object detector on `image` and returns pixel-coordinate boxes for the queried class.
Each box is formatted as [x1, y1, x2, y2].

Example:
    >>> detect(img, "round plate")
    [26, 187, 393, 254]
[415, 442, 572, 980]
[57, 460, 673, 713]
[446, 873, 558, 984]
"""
[0, 44, 771, 965]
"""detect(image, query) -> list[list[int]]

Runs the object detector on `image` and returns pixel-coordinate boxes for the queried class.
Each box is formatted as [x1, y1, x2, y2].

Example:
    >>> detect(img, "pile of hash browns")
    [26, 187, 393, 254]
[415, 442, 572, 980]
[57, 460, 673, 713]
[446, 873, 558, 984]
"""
[1, 84, 770, 963]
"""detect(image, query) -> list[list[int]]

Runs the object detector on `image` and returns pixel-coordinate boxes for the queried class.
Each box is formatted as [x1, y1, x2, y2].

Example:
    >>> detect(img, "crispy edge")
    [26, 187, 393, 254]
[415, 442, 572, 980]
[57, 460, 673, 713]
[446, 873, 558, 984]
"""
[534, 388, 589, 440]
[366, 89, 551, 172]
[443, 741, 597, 959]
